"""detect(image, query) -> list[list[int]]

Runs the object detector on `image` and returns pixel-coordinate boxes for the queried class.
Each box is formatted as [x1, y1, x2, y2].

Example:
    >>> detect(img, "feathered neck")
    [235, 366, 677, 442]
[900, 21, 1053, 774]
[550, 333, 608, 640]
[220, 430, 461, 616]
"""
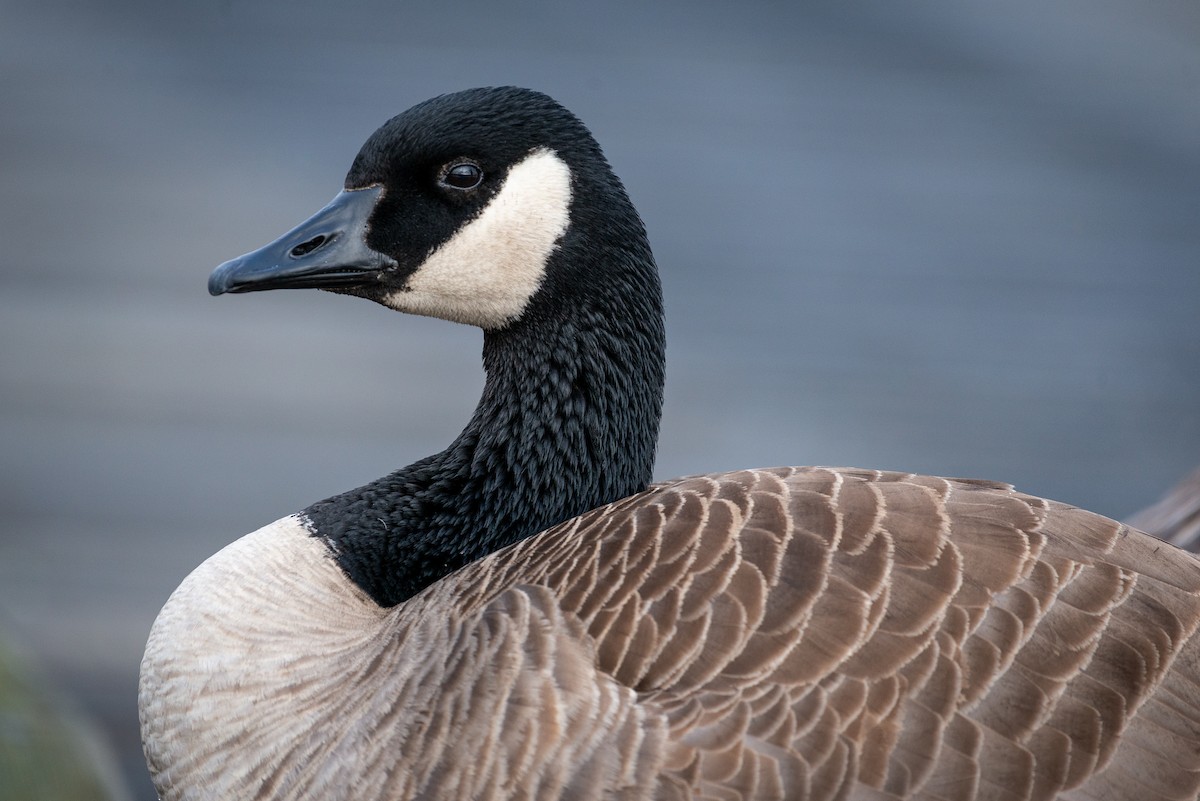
[304, 221, 665, 607]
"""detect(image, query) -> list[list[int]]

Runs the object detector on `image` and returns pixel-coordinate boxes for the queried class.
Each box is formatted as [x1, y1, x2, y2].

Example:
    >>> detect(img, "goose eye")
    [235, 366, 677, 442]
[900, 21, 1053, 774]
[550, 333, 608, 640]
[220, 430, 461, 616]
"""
[441, 162, 483, 190]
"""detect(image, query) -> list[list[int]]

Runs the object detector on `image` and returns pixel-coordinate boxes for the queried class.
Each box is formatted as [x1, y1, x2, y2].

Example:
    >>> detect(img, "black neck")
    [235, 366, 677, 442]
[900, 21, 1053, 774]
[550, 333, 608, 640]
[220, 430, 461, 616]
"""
[303, 229, 665, 607]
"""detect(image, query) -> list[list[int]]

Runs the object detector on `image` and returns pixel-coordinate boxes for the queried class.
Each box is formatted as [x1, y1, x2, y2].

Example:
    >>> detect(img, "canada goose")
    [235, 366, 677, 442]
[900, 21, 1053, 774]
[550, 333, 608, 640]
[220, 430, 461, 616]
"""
[139, 87, 1200, 801]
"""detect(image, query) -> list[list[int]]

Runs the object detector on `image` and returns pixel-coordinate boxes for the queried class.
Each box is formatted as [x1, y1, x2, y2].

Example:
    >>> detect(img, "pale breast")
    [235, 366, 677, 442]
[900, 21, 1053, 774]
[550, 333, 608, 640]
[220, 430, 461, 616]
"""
[140, 516, 407, 799]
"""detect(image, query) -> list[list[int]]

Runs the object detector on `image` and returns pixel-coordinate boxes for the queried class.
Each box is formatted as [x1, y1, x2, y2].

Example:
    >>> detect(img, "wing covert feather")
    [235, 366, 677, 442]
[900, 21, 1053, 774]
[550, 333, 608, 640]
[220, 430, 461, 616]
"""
[435, 467, 1200, 799]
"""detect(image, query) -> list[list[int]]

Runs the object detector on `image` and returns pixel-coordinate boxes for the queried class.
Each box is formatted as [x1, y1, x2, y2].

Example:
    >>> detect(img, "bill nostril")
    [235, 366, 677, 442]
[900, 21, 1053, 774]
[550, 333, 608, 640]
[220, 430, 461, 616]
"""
[290, 234, 330, 258]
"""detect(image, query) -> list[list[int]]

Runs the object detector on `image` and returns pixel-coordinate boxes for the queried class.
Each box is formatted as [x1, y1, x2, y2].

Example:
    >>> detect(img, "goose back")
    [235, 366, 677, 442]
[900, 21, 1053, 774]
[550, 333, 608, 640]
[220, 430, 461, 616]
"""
[143, 466, 1200, 800]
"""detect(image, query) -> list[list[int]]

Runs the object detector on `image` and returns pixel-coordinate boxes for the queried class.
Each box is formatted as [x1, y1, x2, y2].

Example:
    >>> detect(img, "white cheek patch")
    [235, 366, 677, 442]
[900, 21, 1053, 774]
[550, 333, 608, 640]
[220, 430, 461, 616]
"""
[384, 148, 572, 329]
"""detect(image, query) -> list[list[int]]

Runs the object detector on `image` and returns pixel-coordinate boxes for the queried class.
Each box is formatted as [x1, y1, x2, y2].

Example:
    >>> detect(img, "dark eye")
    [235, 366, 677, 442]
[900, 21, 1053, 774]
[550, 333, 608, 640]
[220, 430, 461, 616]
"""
[442, 162, 483, 190]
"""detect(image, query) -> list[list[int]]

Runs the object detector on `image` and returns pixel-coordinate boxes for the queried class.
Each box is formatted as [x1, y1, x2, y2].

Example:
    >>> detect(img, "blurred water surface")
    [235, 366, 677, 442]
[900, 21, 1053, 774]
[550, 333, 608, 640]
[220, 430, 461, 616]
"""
[1, 0, 1198, 796]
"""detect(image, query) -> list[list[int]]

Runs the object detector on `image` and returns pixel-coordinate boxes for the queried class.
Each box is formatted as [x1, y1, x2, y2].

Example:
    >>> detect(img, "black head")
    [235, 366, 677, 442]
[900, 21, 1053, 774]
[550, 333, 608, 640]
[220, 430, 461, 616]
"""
[209, 87, 647, 331]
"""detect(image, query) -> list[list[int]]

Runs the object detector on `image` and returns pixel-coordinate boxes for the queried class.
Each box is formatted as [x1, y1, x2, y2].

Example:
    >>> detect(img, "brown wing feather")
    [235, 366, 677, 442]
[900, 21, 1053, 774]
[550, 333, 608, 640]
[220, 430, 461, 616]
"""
[423, 467, 1200, 800]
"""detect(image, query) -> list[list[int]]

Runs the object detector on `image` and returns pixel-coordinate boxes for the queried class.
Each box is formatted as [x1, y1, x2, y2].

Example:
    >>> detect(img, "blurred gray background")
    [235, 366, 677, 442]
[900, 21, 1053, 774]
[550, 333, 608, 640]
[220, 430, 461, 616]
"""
[2, 0, 1198, 797]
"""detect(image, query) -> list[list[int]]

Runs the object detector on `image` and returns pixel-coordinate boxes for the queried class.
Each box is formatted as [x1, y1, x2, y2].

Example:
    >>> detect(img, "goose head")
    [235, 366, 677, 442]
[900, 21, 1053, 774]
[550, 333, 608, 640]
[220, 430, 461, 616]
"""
[209, 86, 650, 331]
